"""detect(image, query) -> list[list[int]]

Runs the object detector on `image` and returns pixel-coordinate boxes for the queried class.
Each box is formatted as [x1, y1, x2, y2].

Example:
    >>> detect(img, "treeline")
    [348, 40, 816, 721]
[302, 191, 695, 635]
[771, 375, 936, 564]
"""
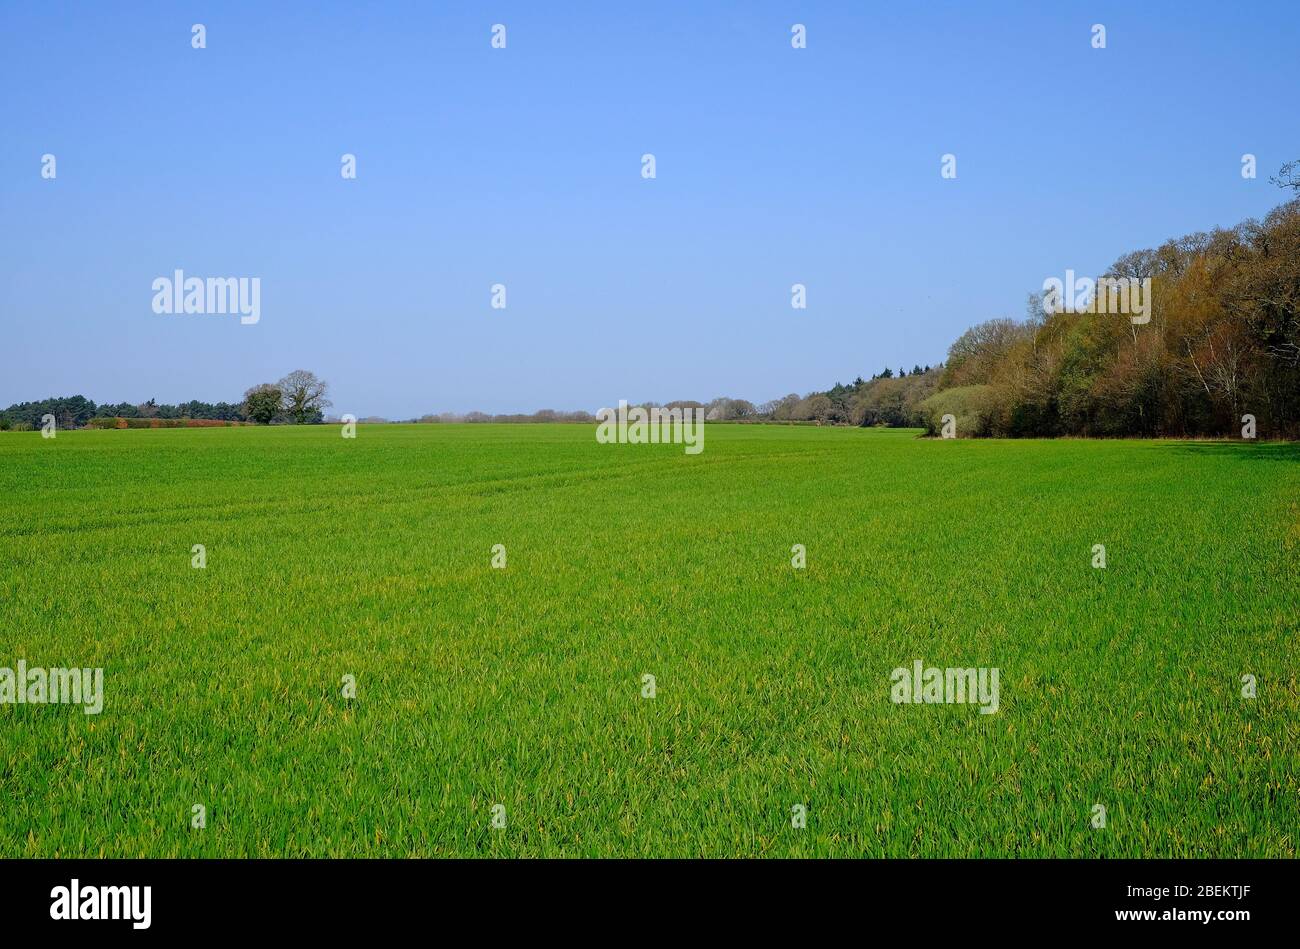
[0, 369, 331, 430]
[87, 417, 245, 429]
[754, 366, 942, 427]
[407, 409, 598, 424]
[393, 377, 944, 427]
[0, 396, 246, 431]
[918, 196, 1300, 438]
[7, 189, 1297, 440]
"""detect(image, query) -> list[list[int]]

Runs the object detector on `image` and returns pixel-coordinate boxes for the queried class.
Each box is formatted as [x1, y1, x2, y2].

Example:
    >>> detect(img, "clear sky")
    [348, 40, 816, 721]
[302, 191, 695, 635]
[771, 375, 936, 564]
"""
[2, 1, 1297, 417]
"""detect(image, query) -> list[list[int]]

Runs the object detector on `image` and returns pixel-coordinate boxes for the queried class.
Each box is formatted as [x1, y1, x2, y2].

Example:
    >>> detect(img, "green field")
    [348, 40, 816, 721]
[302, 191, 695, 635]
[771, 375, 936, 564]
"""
[1, 424, 1296, 857]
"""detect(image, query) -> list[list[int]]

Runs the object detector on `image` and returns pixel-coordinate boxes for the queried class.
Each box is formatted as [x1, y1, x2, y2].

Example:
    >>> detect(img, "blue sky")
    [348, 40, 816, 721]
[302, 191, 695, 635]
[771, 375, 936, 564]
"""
[2, 1, 1297, 417]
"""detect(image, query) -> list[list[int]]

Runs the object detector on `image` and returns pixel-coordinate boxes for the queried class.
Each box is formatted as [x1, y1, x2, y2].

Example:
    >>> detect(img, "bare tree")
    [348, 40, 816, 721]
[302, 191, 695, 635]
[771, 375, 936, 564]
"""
[1270, 159, 1300, 193]
[276, 370, 331, 424]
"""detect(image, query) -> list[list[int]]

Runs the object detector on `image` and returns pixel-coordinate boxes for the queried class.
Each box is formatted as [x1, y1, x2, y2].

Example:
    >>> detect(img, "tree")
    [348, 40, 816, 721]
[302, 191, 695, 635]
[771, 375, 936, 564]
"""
[920, 198, 1300, 438]
[942, 318, 1028, 388]
[728, 399, 757, 419]
[792, 393, 834, 424]
[760, 394, 801, 420]
[1270, 159, 1300, 194]
[243, 384, 282, 425]
[0, 395, 99, 430]
[277, 370, 331, 424]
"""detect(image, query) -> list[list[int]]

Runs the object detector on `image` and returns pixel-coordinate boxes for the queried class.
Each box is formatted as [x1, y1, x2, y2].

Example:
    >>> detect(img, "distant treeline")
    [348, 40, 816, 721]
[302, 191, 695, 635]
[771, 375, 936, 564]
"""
[6, 187, 1297, 439]
[88, 417, 247, 429]
[372, 378, 942, 426]
[708, 194, 1300, 438]
[405, 409, 598, 424]
[396, 387, 935, 426]
[0, 370, 328, 430]
[0, 396, 244, 431]
[379, 195, 1300, 439]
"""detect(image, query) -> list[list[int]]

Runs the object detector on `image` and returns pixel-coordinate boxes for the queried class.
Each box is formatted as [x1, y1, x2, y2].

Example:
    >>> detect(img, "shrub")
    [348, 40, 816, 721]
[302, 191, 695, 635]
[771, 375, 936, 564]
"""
[114, 417, 244, 429]
[917, 385, 997, 437]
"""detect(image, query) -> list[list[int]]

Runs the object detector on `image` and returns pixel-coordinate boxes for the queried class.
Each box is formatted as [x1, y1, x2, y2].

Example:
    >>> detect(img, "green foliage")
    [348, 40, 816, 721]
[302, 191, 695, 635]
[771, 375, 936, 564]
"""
[851, 371, 939, 427]
[0, 395, 98, 430]
[1, 396, 246, 431]
[917, 384, 996, 436]
[242, 385, 283, 425]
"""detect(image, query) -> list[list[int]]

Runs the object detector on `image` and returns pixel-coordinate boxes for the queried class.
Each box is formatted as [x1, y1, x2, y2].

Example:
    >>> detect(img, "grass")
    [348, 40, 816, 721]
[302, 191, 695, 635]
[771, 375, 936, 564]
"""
[0, 423, 1296, 857]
